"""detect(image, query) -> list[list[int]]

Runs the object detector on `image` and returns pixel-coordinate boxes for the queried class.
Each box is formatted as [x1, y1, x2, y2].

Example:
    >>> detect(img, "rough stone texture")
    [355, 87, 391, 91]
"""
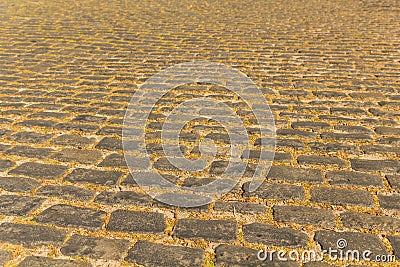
[64, 168, 123, 186]
[125, 241, 204, 267]
[214, 201, 266, 214]
[273, 205, 336, 228]
[0, 159, 15, 171]
[0, 176, 40, 192]
[243, 223, 308, 247]
[0, 250, 12, 266]
[340, 211, 400, 231]
[51, 148, 103, 164]
[326, 171, 383, 187]
[243, 181, 305, 200]
[33, 204, 105, 230]
[174, 219, 237, 242]
[107, 210, 165, 233]
[387, 174, 400, 190]
[0, 223, 67, 248]
[61, 235, 130, 260]
[267, 166, 323, 183]
[311, 186, 374, 207]
[378, 194, 400, 210]
[297, 155, 347, 167]
[94, 190, 152, 207]
[314, 230, 389, 258]
[351, 159, 400, 173]
[9, 162, 68, 180]
[388, 236, 400, 259]
[18, 256, 90, 267]
[35, 185, 94, 201]
[0, 195, 44, 216]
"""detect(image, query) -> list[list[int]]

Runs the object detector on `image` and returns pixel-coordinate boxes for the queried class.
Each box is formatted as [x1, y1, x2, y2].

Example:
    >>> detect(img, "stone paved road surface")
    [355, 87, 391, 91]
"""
[0, 0, 400, 266]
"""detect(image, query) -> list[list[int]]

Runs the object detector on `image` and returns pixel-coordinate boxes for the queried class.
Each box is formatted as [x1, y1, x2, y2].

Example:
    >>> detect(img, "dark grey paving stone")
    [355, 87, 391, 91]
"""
[267, 166, 323, 183]
[351, 159, 400, 173]
[276, 139, 305, 150]
[277, 129, 316, 138]
[8, 131, 53, 144]
[29, 111, 69, 119]
[16, 119, 56, 128]
[310, 186, 374, 207]
[33, 204, 105, 231]
[243, 182, 305, 201]
[378, 194, 400, 210]
[215, 244, 300, 267]
[297, 155, 346, 167]
[72, 114, 107, 123]
[97, 126, 122, 136]
[0, 195, 44, 216]
[54, 123, 99, 133]
[97, 153, 127, 167]
[326, 170, 383, 187]
[51, 148, 102, 164]
[388, 236, 400, 259]
[95, 137, 122, 151]
[0, 223, 67, 248]
[334, 125, 373, 134]
[5, 146, 53, 159]
[321, 132, 372, 141]
[243, 223, 308, 247]
[309, 142, 361, 154]
[94, 190, 152, 207]
[51, 134, 95, 147]
[0, 128, 11, 137]
[61, 234, 130, 260]
[361, 144, 400, 155]
[291, 121, 330, 131]
[314, 230, 388, 258]
[273, 205, 336, 228]
[387, 174, 400, 190]
[0, 159, 15, 171]
[214, 201, 266, 214]
[341, 211, 400, 231]
[379, 137, 400, 146]
[64, 168, 123, 186]
[35, 185, 94, 201]
[125, 240, 204, 267]
[17, 256, 90, 267]
[9, 162, 68, 180]
[0, 250, 12, 266]
[174, 219, 237, 242]
[375, 126, 400, 135]
[107, 210, 165, 233]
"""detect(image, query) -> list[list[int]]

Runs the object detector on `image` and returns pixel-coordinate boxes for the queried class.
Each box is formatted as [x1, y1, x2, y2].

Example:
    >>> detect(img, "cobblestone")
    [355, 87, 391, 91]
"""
[9, 162, 68, 180]
[0, 195, 44, 216]
[107, 210, 165, 233]
[17, 256, 90, 267]
[174, 219, 237, 242]
[273, 205, 336, 228]
[310, 186, 374, 207]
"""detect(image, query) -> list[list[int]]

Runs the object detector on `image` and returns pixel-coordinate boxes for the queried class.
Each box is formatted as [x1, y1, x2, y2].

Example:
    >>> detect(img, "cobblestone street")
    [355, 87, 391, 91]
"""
[0, 0, 400, 266]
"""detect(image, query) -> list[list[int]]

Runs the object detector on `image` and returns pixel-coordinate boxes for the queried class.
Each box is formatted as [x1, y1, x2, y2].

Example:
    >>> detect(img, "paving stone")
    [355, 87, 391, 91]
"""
[321, 132, 372, 141]
[125, 240, 204, 267]
[5, 146, 53, 159]
[17, 119, 56, 128]
[388, 236, 400, 259]
[8, 131, 53, 144]
[273, 205, 336, 228]
[291, 121, 330, 131]
[94, 190, 152, 206]
[33, 204, 105, 230]
[29, 111, 69, 119]
[243, 222, 308, 247]
[310, 186, 374, 207]
[51, 148, 102, 164]
[387, 174, 400, 190]
[97, 126, 122, 136]
[215, 244, 300, 267]
[351, 159, 400, 173]
[309, 142, 361, 154]
[107, 210, 165, 233]
[0, 195, 44, 216]
[0, 143, 11, 152]
[277, 129, 316, 138]
[379, 137, 400, 146]
[95, 137, 122, 150]
[334, 125, 373, 134]
[0, 159, 15, 171]
[61, 234, 130, 260]
[72, 114, 107, 123]
[97, 153, 127, 167]
[243, 182, 305, 200]
[361, 144, 400, 155]
[54, 123, 99, 132]
[267, 165, 323, 183]
[378, 194, 400, 210]
[64, 168, 123, 186]
[51, 134, 95, 147]
[17, 256, 90, 267]
[314, 230, 388, 258]
[331, 107, 366, 115]
[375, 126, 400, 135]
[276, 139, 305, 150]
[326, 170, 383, 187]
[9, 162, 68, 180]
[214, 201, 266, 214]
[35, 185, 94, 201]
[340, 211, 400, 231]
[0, 250, 12, 266]
[174, 219, 237, 242]
[0, 223, 67, 248]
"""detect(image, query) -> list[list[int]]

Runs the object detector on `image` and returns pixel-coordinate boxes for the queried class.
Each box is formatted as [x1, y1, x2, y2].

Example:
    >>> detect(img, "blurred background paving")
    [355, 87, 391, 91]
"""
[0, 0, 400, 266]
